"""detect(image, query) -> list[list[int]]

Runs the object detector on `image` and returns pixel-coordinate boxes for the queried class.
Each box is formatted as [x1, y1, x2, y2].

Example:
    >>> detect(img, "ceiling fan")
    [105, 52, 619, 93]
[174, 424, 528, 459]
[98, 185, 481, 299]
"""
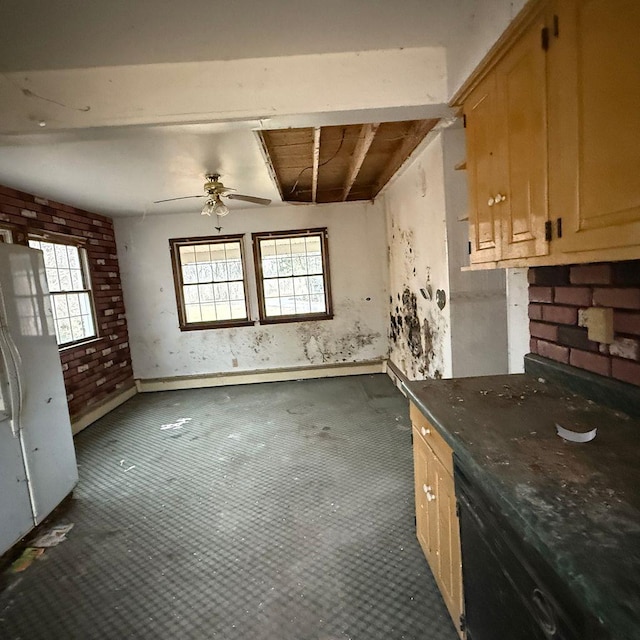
[154, 173, 271, 217]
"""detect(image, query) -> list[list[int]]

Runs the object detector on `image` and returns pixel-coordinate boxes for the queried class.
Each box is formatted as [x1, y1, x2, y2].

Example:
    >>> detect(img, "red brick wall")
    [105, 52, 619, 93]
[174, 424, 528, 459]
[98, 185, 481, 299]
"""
[528, 261, 640, 387]
[0, 184, 134, 419]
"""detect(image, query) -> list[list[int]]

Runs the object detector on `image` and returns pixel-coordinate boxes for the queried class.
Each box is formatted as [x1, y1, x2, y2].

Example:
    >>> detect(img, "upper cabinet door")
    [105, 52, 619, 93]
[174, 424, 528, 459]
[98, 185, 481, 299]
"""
[548, 0, 640, 253]
[464, 74, 502, 264]
[497, 13, 550, 260]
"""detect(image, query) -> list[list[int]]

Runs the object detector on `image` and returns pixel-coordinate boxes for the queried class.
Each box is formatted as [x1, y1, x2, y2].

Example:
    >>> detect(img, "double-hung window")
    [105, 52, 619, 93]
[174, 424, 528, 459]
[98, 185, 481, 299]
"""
[169, 235, 251, 330]
[252, 228, 332, 323]
[28, 238, 97, 347]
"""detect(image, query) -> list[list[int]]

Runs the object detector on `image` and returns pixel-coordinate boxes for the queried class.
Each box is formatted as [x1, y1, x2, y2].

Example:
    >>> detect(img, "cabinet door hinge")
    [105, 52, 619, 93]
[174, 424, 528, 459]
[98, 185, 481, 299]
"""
[556, 217, 563, 239]
[413, 515, 417, 528]
[544, 220, 553, 241]
[467, 241, 472, 255]
[460, 614, 466, 632]
[541, 26, 549, 50]
[411, 430, 414, 445]
[463, 114, 467, 128]
[553, 15, 559, 38]
[456, 501, 461, 518]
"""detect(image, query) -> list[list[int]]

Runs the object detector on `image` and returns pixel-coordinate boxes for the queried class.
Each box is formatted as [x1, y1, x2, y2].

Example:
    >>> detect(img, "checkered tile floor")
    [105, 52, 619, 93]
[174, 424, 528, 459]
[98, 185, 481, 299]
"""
[0, 375, 458, 640]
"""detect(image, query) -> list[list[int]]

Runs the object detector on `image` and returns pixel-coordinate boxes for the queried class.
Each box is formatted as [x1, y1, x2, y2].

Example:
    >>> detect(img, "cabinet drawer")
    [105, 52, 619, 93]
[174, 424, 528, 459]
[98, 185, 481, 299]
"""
[410, 402, 454, 476]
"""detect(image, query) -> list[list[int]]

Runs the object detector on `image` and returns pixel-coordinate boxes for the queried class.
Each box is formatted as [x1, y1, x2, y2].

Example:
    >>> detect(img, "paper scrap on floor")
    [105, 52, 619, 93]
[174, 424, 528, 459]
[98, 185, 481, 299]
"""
[31, 523, 75, 548]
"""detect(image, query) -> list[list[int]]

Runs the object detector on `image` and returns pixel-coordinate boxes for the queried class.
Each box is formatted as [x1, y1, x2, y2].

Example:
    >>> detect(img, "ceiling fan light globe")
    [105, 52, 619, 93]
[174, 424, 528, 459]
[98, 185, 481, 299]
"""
[214, 201, 230, 217]
[201, 200, 215, 216]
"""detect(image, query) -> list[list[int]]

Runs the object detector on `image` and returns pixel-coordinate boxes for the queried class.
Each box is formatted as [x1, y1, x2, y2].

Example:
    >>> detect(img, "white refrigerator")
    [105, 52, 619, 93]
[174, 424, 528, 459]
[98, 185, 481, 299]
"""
[0, 243, 78, 556]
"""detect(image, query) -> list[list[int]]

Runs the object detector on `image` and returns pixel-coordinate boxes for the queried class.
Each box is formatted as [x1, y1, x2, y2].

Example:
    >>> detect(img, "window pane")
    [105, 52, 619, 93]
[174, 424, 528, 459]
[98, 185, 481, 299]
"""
[310, 294, 326, 313]
[228, 260, 243, 280]
[306, 237, 321, 254]
[185, 304, 202, 322]
[215, 301, 232, 319]
[70, 269, 84, 290]
[265, 299, 282, 316]
[182, 264, 197, 284]
[280, 297, 296, 315]
[275, 239, 292, 256]
[54, 295, 69, 319]
[263, 279, 279, 298]
[55, 244, 69, 269]
[200, 304, 217, 321]
[57, 318, 73, 344]
[173, 238, 248, 328]
[59, 269, 72, 291]
[293, 276, 309, 295]
[308, 255, 322, 273]
[179, 246, 197, 264]
[198, 284, 214, 302]
[184, 285, 199, 304]
[228, 282, 244, 301]
[230, 301, 246, 319]
[213, 283, 229, 302]
[262, 257, 277, 278]
[279, 278, 294, 296]
[292, 255, 308, 275]
[309, 275, 325, 294]
[197, 263, 213, 283]
[67, 246, 81, 269]
[294, 297, 311, 314]
[277, 257, 293, 277]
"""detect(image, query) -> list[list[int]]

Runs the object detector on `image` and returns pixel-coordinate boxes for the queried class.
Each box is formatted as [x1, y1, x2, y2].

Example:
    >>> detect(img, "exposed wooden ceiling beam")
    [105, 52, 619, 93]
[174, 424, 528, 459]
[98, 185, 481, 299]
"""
[311, 127, 321, 203]
[341, 123, 379, 201]
[371, 119, 438, 197]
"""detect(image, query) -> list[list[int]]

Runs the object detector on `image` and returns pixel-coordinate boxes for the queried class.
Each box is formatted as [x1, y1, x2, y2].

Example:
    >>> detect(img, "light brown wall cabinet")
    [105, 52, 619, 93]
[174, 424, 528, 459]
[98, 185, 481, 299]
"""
[454, 0, 640, 269]
[410, 403, 464, 639]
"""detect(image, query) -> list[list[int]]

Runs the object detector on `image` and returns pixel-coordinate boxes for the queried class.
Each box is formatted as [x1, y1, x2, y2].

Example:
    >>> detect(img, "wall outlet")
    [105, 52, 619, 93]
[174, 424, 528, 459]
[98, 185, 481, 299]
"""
[232, 358, 239, 368]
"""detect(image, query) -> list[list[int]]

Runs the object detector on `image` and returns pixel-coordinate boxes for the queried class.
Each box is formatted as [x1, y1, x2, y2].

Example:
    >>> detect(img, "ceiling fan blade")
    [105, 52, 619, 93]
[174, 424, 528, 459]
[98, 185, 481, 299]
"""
[226, 193, 272, 206]
[153, 194, 205, 204]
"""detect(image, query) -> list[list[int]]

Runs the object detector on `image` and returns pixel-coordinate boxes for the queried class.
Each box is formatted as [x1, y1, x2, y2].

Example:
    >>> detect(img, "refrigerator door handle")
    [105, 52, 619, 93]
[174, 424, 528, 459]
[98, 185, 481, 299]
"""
[0, 325, 23, 437]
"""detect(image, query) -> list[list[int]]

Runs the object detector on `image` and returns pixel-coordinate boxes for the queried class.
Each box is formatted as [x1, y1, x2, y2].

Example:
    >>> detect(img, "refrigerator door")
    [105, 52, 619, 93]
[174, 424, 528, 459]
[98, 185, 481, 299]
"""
[0, 244, 78, 525]
[0, 323, 34, 554]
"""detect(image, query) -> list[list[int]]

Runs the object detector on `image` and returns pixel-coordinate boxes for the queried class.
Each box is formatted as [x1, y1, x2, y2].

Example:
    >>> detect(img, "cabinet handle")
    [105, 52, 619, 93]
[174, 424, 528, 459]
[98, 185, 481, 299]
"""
[495, 193, 507, 203]
[427, 492, 436, 502]
[487, 197, 495, 207]
[421, 426, 431, 436]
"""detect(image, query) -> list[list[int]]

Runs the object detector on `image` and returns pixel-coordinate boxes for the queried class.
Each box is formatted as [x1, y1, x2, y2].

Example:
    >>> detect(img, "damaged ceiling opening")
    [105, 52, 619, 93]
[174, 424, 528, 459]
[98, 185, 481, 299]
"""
[258, 119, 439, 204]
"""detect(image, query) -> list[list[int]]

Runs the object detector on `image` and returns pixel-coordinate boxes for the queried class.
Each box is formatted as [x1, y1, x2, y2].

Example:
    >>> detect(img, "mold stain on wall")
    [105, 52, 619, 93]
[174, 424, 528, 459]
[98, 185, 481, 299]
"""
[389, 285, 446, 379]
[297, 321, 381, 364]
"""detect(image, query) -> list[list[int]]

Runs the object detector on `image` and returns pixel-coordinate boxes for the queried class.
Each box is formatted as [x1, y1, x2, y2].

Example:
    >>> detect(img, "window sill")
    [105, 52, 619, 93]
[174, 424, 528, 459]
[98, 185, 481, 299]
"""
[178, 320, 255, 332]
[258, 313, 334, 325]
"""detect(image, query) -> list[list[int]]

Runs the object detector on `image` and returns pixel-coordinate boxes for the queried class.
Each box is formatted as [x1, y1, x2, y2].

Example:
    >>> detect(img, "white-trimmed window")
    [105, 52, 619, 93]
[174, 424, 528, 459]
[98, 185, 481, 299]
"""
[252, 228, 333, 323]
[28, 238, 97, 346]
[169, 235, 251, 330]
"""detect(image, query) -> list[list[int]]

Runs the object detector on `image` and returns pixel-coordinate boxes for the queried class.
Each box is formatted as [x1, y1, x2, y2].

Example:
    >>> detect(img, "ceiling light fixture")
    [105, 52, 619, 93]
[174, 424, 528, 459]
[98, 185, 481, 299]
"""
[201, 195, 229, 217]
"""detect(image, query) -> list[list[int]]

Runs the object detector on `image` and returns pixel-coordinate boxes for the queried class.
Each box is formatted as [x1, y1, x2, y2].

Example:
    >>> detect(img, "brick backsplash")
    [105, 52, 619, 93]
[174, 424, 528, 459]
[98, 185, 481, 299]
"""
[0, 184, 134, 420]
[528, 261, 640, 387]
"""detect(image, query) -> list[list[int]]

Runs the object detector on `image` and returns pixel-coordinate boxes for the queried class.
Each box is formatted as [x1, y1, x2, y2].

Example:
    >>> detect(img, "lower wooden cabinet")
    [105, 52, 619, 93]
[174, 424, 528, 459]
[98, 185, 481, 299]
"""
[410, 403, 464, 638]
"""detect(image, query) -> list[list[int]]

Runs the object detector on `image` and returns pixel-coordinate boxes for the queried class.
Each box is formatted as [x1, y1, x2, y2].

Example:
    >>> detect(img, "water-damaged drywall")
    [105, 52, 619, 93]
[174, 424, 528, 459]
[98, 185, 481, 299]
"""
[114, 201, 388, 381]
[385, 134, 453, 379]
[384, 125, 511, 381]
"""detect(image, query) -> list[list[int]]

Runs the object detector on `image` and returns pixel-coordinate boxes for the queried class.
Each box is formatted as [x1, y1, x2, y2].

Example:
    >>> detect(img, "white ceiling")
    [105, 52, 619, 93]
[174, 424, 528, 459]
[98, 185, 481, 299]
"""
[0, 1, 464, 217]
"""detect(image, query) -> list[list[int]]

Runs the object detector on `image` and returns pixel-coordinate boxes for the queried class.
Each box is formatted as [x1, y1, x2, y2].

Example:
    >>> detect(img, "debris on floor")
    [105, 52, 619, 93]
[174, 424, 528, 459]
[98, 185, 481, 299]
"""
[9, 548, 45, 573]
[119, 459, 136, 472]
[31, 524, 75, 548]
[160, 417, 192, 430]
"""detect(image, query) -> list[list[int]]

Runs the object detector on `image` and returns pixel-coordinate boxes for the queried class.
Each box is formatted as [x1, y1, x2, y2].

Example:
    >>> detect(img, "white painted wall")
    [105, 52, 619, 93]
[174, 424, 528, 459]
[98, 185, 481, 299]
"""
[114, 201, 389, 381]
[442, 126, 509, 378]
[385, 134, 453, 380]
[446, 0, 529, 97]
[506, 268, 530, 373]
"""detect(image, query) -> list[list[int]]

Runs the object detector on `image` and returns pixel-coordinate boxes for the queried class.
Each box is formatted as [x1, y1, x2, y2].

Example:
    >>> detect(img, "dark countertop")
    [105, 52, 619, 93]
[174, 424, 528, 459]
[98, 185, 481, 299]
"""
[405, 374, 640, 639]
